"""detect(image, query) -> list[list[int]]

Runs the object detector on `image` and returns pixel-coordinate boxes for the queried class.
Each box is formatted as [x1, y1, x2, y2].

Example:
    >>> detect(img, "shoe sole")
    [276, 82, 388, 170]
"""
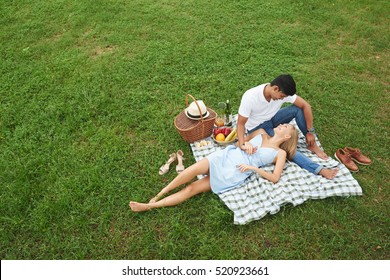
[334, 153, 359, 172]
[351, 158, 372, 165]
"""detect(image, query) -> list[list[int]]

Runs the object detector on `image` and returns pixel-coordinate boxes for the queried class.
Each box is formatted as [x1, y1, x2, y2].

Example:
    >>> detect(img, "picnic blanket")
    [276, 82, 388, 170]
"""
[190, 115, 363, 225]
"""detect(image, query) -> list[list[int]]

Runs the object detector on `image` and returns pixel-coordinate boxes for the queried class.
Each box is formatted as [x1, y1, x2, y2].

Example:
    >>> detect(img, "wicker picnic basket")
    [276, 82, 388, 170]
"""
[174, 94, 217, 143]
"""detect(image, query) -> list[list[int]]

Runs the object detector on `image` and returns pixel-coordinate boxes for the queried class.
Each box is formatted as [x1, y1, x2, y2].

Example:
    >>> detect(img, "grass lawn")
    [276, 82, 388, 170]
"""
[0, 0, 389, 259]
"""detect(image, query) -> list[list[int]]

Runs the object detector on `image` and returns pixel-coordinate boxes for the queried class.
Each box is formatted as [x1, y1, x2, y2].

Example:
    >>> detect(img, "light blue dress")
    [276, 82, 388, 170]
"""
[207, 134, 278, 194]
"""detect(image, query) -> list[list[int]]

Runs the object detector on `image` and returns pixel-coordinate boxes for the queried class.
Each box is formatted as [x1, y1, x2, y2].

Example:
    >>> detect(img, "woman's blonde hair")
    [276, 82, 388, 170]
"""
[280, 125, 298, 160]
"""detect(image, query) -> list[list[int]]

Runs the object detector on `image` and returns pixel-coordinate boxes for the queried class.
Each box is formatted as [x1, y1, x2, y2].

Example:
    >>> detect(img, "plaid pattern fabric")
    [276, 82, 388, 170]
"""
[190, 115, 362, 225]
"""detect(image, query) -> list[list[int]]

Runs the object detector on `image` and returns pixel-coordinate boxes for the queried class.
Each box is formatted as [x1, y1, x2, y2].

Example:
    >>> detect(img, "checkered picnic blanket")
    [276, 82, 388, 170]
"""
[190, 115, 363, 225]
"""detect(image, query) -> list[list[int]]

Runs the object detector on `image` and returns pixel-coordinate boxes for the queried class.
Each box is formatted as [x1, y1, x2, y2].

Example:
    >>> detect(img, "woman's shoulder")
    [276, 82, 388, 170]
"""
[249, 128, 267, 138]
[258, 128, 267, 135]
[271, 149, 286, 164]
[275, 149, 287, 158]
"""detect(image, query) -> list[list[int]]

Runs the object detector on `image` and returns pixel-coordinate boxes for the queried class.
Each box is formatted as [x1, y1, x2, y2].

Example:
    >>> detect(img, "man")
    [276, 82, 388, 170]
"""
[237, 74, 338, 179]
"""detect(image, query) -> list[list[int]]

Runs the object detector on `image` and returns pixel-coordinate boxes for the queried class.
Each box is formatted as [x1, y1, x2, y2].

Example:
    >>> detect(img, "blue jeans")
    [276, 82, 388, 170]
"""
[248, 105, 323, 175]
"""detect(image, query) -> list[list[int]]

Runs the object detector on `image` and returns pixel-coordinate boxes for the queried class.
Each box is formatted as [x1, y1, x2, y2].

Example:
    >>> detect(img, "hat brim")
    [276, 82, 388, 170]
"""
[184, 109, 210, 120]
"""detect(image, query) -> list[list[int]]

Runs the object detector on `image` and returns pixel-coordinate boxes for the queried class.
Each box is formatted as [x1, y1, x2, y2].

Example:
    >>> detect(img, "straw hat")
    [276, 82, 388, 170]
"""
[184, 100, 210, 120]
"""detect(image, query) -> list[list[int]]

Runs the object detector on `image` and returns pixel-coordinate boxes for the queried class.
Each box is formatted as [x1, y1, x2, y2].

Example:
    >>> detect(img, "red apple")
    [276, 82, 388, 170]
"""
[213, 128, 221, 136]
[224, 127, 232, 137]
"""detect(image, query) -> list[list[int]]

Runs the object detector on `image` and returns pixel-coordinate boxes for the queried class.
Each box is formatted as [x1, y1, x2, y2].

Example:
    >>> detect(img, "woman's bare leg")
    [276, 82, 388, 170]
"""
[149, 158, 209, 203]
[129, 176, 211, 212]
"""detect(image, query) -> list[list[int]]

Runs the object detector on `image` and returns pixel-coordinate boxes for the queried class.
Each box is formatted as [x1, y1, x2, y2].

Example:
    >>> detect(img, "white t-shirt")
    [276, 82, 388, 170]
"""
[238, 83, 297, 131]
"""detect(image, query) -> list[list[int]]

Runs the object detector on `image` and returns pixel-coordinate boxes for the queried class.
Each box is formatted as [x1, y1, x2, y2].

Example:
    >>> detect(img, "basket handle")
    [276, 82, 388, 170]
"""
[185, 94, 205, 122]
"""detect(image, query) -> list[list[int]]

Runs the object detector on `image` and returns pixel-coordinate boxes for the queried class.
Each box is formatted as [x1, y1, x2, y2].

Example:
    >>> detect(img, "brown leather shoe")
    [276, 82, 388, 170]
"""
[344, 147, 372, 165]
[335, 148, 359, 172]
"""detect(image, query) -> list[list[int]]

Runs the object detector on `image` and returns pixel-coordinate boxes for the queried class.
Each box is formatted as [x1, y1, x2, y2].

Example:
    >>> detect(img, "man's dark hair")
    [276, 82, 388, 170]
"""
[270, 74, 296, 96]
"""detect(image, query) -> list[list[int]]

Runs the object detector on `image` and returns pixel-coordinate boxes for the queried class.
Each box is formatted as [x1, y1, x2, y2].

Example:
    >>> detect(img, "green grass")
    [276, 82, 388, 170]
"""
[0, 0, 389, 259]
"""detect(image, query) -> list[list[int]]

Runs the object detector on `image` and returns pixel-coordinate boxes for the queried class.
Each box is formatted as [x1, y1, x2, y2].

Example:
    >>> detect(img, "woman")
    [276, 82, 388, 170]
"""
[129, 124, 298, 212]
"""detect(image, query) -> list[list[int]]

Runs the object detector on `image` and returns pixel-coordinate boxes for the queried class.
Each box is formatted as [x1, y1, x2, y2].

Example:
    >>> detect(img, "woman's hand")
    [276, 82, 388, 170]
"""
[236, 164, 255, 173]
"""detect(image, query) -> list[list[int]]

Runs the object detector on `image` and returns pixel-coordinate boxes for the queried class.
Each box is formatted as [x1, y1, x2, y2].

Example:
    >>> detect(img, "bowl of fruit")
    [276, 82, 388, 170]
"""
[212, 126, 237, 146]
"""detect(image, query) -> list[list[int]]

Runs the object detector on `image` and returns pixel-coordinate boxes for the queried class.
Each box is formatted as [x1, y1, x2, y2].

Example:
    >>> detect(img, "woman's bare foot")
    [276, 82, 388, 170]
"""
[129, 201, 151, 212]
[319, 168, 339, 179]
[149, 194, 161, 203]
[308, 143, 329, 160]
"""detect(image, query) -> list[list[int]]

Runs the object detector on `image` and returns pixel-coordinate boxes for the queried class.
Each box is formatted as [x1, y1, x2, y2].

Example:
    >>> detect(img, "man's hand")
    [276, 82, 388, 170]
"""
[241, 142, 258, 155]
[306, 133, 316, 147]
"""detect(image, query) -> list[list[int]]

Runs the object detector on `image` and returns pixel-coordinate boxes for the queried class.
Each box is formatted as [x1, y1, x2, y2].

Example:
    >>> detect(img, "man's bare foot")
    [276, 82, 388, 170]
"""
[319, 168, 339, 179]
[129, 201, 151, 212]
[308, 143, 329, 160]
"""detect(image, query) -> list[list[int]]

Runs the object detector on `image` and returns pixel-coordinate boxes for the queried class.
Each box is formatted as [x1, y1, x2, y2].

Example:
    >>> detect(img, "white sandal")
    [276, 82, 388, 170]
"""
[159, 153, 177, 175]
[176, 150, 185, 173]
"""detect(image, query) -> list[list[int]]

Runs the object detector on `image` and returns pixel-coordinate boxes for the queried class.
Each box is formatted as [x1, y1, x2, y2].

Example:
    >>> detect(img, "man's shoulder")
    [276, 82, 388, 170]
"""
[247, 83, 268, 92]
[283, 94, 298, 103]
[243, 83, 267, 97]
